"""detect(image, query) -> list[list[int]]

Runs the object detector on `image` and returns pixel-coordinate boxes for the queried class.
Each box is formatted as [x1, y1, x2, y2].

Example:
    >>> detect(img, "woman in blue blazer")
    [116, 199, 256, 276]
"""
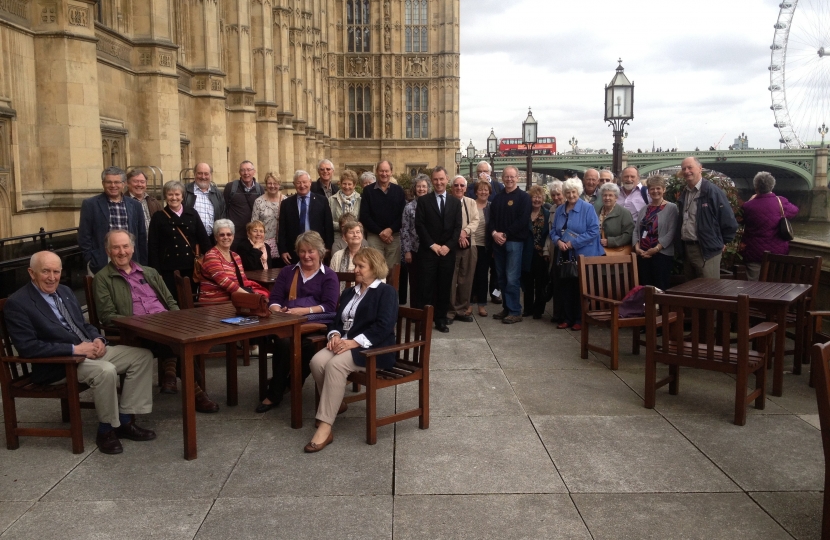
[304, 247, 398, 452]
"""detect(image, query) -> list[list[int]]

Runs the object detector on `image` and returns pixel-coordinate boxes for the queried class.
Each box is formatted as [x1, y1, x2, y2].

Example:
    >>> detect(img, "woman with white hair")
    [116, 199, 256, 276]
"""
[740, 171, 798, 280]
[199, 218, 269, 303]
[597, 182, 634, 255]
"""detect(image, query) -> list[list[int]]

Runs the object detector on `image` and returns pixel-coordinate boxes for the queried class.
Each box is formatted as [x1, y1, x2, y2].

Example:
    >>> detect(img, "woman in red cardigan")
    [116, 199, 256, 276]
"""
[200, 219, 269, 302]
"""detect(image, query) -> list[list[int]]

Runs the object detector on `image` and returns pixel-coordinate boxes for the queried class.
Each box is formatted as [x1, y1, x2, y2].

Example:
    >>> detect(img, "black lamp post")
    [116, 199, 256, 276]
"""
[466, 140, 476, 178]
[604, 59, 634, 176]
[486, 128, 498, 173]
[819, 123, 828, 148]
[568, 136, 578, 154]
[455, 150, 462, 174]
[522, 107, 538, 190]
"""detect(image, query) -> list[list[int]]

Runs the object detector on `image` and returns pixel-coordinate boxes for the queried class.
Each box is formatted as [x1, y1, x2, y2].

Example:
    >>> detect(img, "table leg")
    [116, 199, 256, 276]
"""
[793, 297, 807, 376]
[226, 343, 238, 407]
[290, 323, 303, 429]
[258, 338, 269, 402]
[772, 306, 786, 397]
[181, 344, 197, 460]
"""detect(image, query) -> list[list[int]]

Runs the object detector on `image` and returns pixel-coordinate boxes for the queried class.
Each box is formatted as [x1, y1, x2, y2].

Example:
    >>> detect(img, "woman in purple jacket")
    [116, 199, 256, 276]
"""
[741, 171, 798, 280]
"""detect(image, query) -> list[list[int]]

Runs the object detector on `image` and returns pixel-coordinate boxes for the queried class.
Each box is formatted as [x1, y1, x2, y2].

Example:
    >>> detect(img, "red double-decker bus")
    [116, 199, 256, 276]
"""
[498, 137, 557, 156]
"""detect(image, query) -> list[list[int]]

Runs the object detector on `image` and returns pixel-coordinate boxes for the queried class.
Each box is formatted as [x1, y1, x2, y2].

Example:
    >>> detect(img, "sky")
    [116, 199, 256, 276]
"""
[459, 0, 798, 154]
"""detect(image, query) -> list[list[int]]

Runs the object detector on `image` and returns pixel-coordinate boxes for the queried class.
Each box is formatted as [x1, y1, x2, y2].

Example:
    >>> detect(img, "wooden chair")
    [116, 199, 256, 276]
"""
[644, 287, 778, 425]
[810, 341, 830, 540]
[0, 299, 89, 454]
[83, 276, 120, 344]
[579, 253, 643, 370]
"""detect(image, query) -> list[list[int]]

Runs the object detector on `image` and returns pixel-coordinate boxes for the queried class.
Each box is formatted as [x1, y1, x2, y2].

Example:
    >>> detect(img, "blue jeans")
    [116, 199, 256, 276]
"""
[494, 241, 523, 316]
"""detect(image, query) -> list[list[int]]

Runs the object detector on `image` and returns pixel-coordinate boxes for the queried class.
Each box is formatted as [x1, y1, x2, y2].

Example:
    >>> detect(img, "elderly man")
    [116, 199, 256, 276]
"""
[184, 162, 225, 239]
[79, 166, 148, 275]
[448, 175, 480, 323]
[598, 169, 615, 185]
[223, 160, 264, 248]
[93, 229, 219, 413]
[465, 161, 504, 201]
[675, 157, 738, 279]
[359, 160, 407, 269]
[488, 166, 531, 324]
[5, 251, 155, 454]
[311, 159, 339, 198]
[618, 166, 649, 228]
[580, 168, 601, 207]
[278, 170, 334, 264]
[125, 169, 162, 239]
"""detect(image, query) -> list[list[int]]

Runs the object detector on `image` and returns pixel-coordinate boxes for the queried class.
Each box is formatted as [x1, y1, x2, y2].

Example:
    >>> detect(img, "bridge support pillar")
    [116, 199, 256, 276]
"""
[809, 148, 829, 222]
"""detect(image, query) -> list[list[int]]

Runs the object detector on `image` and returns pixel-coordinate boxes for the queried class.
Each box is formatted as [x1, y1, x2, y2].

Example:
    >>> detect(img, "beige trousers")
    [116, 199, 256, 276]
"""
[683, 243, 722, 280]
[449, 245, 478, 317]
[310, 348, 365, 425]
[366, 232, 401, 271]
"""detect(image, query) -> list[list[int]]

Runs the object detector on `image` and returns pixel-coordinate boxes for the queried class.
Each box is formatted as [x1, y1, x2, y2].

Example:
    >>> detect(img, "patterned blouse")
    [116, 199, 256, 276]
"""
[529, 209, 547, 252]
[251, 195, 285, 254]
[199, 247, 269, 302]
[400, 199, 420, 255]
[639, 203, 665, 251]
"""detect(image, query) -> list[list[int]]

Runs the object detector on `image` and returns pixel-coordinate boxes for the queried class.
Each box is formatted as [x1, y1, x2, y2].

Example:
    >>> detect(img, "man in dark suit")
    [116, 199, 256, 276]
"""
[415, 166, 462, 332]
[278, 170, 334, 265]
[4, 251, 156, 455]
[310, 159, 339, 199]
[78, 166, 148, 274]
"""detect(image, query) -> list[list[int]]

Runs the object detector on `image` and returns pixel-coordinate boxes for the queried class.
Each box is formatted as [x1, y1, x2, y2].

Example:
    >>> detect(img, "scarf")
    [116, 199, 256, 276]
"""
[334, 190, 358, 217]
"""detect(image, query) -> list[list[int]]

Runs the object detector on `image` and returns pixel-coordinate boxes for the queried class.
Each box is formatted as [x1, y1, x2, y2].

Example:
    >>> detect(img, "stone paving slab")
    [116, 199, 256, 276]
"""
[750, 491, 823, 540]
[801, 414, 821, 430]
[489, 333, 605, 370]
[428, 338, 499, 370]
[397, 369, 524, 417]
[0, 503, 32, 536]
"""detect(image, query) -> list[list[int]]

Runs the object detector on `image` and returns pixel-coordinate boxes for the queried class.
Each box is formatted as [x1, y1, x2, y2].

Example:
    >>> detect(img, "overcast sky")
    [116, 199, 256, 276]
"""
[459, 0, 793, 154]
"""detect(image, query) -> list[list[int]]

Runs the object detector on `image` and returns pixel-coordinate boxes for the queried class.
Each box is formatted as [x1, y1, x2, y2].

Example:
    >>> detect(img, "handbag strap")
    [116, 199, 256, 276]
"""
[164, 208, 193, 250]
[288, 267, 300, 301]
[776, 196, 785, 218]
[231, 255, 246, 287]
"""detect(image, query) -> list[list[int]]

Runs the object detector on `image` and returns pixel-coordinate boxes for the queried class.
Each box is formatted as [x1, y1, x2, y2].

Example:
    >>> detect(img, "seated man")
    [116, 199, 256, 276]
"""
[4, 251, 156, 455]
[92, 229, 218, 413]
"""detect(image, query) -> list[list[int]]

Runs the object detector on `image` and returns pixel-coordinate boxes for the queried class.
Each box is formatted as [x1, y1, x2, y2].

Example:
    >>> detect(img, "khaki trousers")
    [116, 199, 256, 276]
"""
[309, 348, 365, 425]
[683, 243, 722, 280]
[448, 245, 478, 317]
[366, 232, 401, 271]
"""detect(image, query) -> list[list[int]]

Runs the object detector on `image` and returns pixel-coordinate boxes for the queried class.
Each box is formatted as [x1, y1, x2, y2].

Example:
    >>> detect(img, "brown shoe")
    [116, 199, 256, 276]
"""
[195, 392, 220, 414]
[492, 309, 508, 320]
[160, 372, 177, 394]
[304, 431, 334, 453]
[114, 420, 156, 442]
[96, 430, 123, 455]
[502, 315, 523, 324]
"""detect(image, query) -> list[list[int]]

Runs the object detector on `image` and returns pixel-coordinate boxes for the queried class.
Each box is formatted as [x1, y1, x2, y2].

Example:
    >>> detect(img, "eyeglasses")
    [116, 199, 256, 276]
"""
[217, 233, 234, 238]
[240, 168, 255, 173]
[103, 181, 123, 186]
[452, 183, 466, 187]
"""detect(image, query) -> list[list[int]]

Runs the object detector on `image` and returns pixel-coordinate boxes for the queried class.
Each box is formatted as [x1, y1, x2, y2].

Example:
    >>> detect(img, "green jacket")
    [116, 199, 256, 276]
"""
[93, 262, 178, 326]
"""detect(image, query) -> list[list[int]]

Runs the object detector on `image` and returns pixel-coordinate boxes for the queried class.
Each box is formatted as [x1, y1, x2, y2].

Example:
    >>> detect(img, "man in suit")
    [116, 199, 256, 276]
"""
[278, 170, 334, 264]
[465, 161, 504, 201]
[415, 166, 462, 332]
[78, 166, 148, 275]
[310, 159, 339, 199]
[4, 251, 156, 455]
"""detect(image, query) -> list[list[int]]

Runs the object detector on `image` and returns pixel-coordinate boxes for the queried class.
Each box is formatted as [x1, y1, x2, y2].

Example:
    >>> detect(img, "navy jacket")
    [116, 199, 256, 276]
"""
[328, 283, 398, 369]
[414, 192, 462, 253]
[79, 193, 148, 274]
[4, 283, 103, 384]
[278, 192, 334, 260]
[310, 178, 339, 198]
[674, 179, 739, 262]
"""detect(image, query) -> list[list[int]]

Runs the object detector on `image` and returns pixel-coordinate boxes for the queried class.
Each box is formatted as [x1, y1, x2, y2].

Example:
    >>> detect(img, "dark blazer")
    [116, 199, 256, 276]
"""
[4, 283, 103, 384]
[278, 192, 334, 259]
[79, 193, 148, 274]
[147, 207, 211, 272]
[310, 178, 339, 197]
[236, 237, 273, 271]
[414, 192, 462, 252]
[328, 283, 398, 369]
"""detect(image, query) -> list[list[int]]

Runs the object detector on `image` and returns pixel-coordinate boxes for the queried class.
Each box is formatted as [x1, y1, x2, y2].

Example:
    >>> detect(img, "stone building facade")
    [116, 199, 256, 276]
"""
[0, 0, 460, 237]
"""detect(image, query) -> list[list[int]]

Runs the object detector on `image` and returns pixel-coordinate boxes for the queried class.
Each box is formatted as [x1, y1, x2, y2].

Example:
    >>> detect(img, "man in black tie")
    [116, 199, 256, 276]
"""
[278, 170, 334, 265]
[415, 166, 462, 332]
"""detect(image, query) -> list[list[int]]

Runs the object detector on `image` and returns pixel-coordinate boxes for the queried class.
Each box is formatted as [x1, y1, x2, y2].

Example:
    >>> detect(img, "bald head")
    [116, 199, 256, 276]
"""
[28, 251, 62, 294]
[583, 169, 599, 196]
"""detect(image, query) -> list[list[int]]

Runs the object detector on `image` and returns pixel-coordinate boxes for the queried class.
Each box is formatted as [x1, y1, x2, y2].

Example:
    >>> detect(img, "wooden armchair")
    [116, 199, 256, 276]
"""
[0, 299, 89, 454]
[644, 287, 778, 425]
[578, 254, 643, 370]
[810, 341, 830, 540]
[83, 276, 121, 344]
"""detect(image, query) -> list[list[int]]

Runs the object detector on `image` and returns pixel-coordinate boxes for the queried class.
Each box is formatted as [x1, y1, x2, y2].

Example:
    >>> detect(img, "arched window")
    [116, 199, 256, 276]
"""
[348, 84, 372, 139]
[405, 0, 428, 53]
[347, 0, 371, 53]
[405, 84, 428, 139]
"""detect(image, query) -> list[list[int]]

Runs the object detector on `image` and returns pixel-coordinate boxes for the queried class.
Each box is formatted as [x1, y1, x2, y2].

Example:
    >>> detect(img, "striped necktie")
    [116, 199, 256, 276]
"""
[50, 293, 90, 343]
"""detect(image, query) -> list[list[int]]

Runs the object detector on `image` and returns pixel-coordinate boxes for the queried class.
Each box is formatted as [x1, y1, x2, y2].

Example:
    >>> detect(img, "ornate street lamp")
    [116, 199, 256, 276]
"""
[522, 107, 538, 190]
[568, 136, 579, 154]
[486, 128, 498, 172]
[455, 150, 462, 174]
[604, 58, 634, 176]
[466, 140, 476, 179]
[819, 123, 828, 148]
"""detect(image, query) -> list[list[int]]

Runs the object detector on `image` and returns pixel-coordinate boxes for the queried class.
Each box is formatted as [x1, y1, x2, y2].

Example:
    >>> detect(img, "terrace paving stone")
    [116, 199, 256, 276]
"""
[396, 368, 524, 417]
[800, 414, 821, 430]
[0, 503, 32, 535]
[750, 491, 823, 540]
[488, 332, 606, 370]
[427, 338, 499, 370]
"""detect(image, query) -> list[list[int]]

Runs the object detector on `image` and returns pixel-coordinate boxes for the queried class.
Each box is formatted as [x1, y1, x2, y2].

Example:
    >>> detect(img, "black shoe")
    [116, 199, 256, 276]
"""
[255, 401, 278, 413]
[445, 318, 454, 325]
[96, 430, 123, 455]
[435, 323, 449, 333]
[455, 315, 474, 323]
[492, 310, 508, 320]
[491, 296, 502, 305]
[114, 420, 156, 442]
[532, 314, 542, 320]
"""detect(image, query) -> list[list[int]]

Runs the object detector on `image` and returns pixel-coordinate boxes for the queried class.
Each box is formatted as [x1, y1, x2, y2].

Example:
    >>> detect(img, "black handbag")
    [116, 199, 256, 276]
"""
[776, 197, 794, 241]
[556, 250, 578, 279]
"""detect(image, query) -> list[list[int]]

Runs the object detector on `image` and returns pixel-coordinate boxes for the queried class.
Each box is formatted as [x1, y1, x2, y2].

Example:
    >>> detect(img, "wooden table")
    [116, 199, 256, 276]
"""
[113, 304, 306, 460]
[246, 268, 281, 290]
[667, 278, 811, 397]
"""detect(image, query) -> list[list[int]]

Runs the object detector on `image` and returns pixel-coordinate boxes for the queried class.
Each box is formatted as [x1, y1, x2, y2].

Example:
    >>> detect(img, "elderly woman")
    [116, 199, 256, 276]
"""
[148, 180, 212, 303]
[330, 221, 364, 275]
[634, 175, 679, 291]
[546, 180, 566, 324]
[597, 182, 634, 255]
[521, 185, 550, 319]
[199, 219, 269, 303]
[256, 231, 340, 413]
[331, 213, 369, 253]
[236, 220, 272, 271]
[330, 170, 361, 243]
[360, 171, 376, 190]
[471, 180, 492, 317]
[251, 172, 285, 258]
[400, 174, 431, 309]
[741, 171, 798, 280]
[304, 247, 398, 452]
[550, 178, 603, 330]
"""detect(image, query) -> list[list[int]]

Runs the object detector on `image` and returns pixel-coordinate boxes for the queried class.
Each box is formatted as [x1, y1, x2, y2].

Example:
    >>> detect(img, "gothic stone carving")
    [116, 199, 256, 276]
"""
[67, 5, 88, 26]
[347, 56, 371, 77]
[406, 57, 428, 76]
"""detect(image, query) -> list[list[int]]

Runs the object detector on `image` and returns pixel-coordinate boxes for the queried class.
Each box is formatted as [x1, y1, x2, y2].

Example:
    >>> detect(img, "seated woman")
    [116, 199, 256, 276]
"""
[236, 220, 272, 271]
[256, 231, 340, 413]
[330, 213, 369, 253]
[199, 219, 269, 302]
[304, 247, 398, 452]
[330, 220, 364, 274]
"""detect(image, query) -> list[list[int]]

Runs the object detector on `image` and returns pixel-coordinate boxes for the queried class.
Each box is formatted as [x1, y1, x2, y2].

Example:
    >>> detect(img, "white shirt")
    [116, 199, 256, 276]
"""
[327, 279, 383, 347]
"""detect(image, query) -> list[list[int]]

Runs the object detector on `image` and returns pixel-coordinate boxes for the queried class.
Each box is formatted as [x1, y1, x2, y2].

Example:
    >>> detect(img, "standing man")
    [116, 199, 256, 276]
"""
[278, 170, 334, 264]
[4, 251, 155, 454]
[311, 159, 339, 198]
[79, 166, 148, 275]
[618, 166, 649, 229]
[488, 166, 531, 324]
[448, 175, 480, 323]
[415, 166, 461, 333]
[465, 161, 504, 200]
[675, 157, 738, 279]
[125, 169, 162, 241]
[223, 160, 263, 248]
[580, 168, 601, 208]
[598, 169, 615, 186]
[359, 160, 406, 269]
[184, 162, 225, 240]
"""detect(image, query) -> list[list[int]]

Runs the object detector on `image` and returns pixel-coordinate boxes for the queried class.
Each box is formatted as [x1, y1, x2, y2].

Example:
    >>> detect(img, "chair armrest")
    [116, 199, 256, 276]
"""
[748, 322, 778, 339]
[582, 293, 622, 306]
[305, 334, 327, 345]
[300, 323, 327, 335]
[1, 355, 86, 365]
[808, 311, 830, 318]
[360, 340, 427, 358]
[193, 300, 233, 308]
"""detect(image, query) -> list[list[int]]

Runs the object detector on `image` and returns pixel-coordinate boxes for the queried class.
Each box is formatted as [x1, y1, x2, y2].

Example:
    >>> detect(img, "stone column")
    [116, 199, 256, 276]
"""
[252, 0, 279, 177]
[810, 147, 829, 222]
[224, 0, 258, 175]
[274, 2, 294, 181]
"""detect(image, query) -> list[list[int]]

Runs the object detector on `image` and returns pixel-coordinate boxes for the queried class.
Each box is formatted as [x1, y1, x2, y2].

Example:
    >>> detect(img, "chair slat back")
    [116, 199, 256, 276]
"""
[174, 270, 195, 309]
[0, 298, 30, 381]
[395, 305, 433, 370]
[811, 341, 830, 540]
[761, 253, 822, 309]
[387, 264, 401, 292]
[579, 254, 639, 312]
[336, 271, 357, 291]
[83, 276, 103, 331]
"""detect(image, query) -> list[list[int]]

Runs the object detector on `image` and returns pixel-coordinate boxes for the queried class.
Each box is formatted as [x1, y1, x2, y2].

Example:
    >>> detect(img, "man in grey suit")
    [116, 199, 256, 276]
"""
[4, 251, 155, 455]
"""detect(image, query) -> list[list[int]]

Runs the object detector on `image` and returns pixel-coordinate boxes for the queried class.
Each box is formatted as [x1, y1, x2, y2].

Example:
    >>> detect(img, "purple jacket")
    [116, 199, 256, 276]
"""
[741, 193, 798, 263]
[268, 263, 339, 314]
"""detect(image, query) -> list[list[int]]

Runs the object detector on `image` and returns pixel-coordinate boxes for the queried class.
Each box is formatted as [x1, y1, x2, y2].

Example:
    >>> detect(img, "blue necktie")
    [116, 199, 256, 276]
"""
[300, 195, 308, 232]
[51, 293, 90, 343]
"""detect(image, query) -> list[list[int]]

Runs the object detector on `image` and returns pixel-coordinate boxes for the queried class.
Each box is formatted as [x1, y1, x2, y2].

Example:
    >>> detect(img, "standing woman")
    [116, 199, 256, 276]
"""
[597, 183, 634, 254]
[400, 174, 431, 308]
[740, 171, 798, 280]
[471, 180, 492, 317]
[633, 175, 678, 291]
[521, 185, 550, 319]
[330, 170, 361, 244]
[546, 180, 566, 324]
[148, 180, 211, 303]
[251, 172, 285, 261]
[550, 178, 603, 330]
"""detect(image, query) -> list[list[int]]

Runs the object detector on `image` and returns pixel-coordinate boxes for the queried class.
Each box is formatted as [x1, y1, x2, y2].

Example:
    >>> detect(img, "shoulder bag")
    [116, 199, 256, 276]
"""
[776, 197, 794, 241]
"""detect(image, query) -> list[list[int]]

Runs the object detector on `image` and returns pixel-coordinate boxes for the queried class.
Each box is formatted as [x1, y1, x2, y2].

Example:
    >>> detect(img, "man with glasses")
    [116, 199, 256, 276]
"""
[447, 175, 480, 323]
[125, 170, 162, 240]
[465, 161, 504, 201]
[79, 166, 148, 274]
[184, 162, 225, 241]
[598, 169, 615, 186]
[310, 159, 339, 199]
[223, 160, 263, 248]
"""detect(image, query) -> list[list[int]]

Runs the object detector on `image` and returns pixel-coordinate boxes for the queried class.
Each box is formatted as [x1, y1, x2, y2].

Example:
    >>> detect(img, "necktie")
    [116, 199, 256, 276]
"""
[50, 293, 90, 343]
[300, 195, 308, 232]
[439, 194, 444, 215]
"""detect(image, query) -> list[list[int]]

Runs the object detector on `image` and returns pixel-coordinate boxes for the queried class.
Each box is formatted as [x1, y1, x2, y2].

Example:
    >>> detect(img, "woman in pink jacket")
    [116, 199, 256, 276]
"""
[740, 171, 798, 280]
